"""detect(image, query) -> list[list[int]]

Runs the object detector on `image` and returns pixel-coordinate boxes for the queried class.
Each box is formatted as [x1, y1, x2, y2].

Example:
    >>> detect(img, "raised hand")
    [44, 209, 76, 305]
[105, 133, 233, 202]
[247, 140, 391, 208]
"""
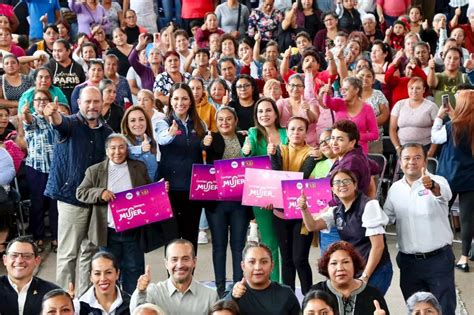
[137, 264, 152, 292]
[142, 133, 151, 152]
[137, 33, 149, 50]
[67, 282, 76, 299]
[422, 19, 429, 30]
[300, 95, 310, 111]
[385, 26, 393, 37]
[254, 31, 261, 42]
[40, 13, 48, 25]
[203, 131, 213, 147]
[232, 277, 247, 298]
[168, 120, 179, 136]
[373, 300, 386, 315]
[392, 48, 404, 66]
[43, 96, 59, 117]
[242, 136, 251, 155]
[325, 47, 334, 62]
[284, 45, 293, 60]
[428, 54, 435, 70]
[421, 167, 434, 190]
[297, 189, 308, 211]
[464, 53, 474, 71]
[101, 190, 116, 202]
[267, 137, 277, 155]
[222, 90, 230, 106]
[455, 6, 461, 17]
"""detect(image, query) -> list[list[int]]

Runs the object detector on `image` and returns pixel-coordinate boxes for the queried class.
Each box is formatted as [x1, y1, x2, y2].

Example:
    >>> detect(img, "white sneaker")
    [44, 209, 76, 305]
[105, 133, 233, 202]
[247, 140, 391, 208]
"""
[198, 231, 209, 244]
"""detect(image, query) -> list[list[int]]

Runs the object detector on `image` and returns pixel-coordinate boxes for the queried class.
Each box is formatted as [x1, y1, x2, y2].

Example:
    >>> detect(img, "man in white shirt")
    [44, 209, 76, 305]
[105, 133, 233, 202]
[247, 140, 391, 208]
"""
[383, 143, 456, 315]
[130, 239, 218, 315]
[0, 236, 59, 315]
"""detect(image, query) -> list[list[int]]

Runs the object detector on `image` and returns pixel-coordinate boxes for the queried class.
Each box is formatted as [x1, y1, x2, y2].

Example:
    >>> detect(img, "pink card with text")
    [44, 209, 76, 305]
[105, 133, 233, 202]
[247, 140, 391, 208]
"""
[214, 156, 271, 201]
[281, 178, 332, 219]
[242, 168, 303, 208]
[109, 181, 173, 232]
[189, 164, 218, 200]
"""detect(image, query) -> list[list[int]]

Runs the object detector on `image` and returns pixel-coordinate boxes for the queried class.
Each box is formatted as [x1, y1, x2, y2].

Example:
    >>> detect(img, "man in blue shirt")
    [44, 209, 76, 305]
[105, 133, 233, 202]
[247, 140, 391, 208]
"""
[25, 0, 61, 40]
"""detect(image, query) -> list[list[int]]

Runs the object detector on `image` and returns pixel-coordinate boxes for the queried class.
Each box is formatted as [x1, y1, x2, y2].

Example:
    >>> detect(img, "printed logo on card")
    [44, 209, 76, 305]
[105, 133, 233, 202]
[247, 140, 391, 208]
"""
[126, 193, 133, 200]
[209, 167, 216, 175]
[231, 161, 238, 168]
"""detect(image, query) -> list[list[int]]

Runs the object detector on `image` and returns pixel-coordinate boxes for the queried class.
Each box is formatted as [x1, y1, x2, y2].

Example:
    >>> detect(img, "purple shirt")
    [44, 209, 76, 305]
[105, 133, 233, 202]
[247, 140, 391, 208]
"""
[69, 0, 110, 34]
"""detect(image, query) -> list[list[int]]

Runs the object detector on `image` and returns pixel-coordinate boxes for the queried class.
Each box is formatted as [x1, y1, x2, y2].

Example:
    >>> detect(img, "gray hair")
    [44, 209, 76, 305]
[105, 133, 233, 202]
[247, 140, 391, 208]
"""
[288, 73, 305, 86]
[406, 292, 442, 315]
[105, 133, 130, 149]
[132, 303, 167, 315]
[361, 13, 376, 23]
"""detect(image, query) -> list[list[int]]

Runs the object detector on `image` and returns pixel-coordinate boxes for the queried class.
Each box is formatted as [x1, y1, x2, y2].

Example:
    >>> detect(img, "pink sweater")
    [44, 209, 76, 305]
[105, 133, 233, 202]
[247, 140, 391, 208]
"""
[323, 96, 379, 154]
[376, 0, 411, 17]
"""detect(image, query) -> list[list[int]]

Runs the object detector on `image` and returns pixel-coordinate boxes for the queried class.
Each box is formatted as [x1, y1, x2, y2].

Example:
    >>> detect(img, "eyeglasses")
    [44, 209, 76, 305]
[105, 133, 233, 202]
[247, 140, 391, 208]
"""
[332, 178, 354, 187]
[236, 83, 251, 90]
[7, 252, 36, 260]
[319, 136, 331, 146]
[33, 98, 50, 103]
[288, 83, 304, 89]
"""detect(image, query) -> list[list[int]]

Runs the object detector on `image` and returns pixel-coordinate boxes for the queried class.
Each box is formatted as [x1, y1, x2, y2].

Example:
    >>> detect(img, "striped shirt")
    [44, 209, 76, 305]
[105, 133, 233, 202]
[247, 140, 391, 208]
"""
[24, 114, 58, 173]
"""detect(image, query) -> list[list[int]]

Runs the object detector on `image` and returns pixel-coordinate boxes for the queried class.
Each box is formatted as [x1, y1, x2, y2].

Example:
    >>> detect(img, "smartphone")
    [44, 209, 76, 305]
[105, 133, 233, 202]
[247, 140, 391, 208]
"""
[144, 33, 153, 44]
[442, 94, 449, 109]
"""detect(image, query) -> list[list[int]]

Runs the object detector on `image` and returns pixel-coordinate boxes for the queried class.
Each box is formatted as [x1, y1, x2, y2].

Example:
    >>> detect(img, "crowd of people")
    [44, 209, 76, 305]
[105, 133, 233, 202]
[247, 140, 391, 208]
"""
[0, 0, 473, 314]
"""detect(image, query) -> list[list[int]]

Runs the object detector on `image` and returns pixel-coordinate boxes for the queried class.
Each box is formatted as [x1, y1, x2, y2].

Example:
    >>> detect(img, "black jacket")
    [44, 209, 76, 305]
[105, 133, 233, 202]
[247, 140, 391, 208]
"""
[0, 275, 59, 315]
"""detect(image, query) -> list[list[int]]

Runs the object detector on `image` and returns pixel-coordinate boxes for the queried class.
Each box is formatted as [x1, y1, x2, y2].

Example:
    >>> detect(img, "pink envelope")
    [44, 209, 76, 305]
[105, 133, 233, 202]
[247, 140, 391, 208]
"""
[214, 156, 271, 201]
[109, 181, 173, 232]
[242, 168, 303, 208]
[189, 164, 219, 200]
[281, 178, 332, 219]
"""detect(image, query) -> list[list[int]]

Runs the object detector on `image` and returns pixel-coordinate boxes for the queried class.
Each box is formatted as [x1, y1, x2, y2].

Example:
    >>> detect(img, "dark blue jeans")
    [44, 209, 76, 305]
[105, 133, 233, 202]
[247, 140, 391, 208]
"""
[206, 201, 249, 296]
[103, 228, 145, 295]
[368, 260, 393, 296]
[159, 0, 182, 29]
[25, 166, 58, 240]
[396, 245, 456, 315]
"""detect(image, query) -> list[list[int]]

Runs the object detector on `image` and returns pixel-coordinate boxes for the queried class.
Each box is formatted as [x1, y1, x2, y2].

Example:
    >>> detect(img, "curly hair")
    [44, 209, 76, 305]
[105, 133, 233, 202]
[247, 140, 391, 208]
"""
[318, 241, 365, 278]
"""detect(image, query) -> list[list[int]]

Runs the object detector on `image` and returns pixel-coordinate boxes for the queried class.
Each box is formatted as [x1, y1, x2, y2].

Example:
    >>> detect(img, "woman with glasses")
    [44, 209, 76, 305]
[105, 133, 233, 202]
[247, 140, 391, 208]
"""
[242, 97, 288, 283]
[277, 73, 320, 146]
[321, 77, 378, 154]
[22, 89, 59, 253]
[309, 129, 341, 253]
[268, 116, 317, 295]
[314, 12, 339, 52]
[0, 54, 33, 116]
[299, 169, 393, 295]
[310, 241, 390, 314]
[229, 74, 260, 132]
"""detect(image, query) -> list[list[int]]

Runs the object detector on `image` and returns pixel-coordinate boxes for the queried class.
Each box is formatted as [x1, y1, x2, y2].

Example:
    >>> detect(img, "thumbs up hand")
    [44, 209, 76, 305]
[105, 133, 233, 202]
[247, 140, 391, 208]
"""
[300, 95, 309, 112]
[203, 131, 213, 147]
[232, 277, 247, 298]
[168, 120, 179, 136]
[464, 53, 474, 71]
[428, 54, 435, 70]
[137, 265, 152, 292]
[373, 300, 386, 315]
[267, 137, 277, 156]
[421, 167, 435, 190]
[142, 133, 151, 152]
[297, 189, 308, 211]
[222, 90, 230, 106]
[242, 136, 251, 155]
[43, 96, 59, 117]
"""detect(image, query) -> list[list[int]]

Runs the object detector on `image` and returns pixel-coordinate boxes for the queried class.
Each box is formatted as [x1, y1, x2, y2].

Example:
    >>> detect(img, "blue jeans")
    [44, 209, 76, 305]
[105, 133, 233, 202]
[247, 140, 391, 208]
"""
[159, 0, 182, 29]
[396, 245, 456, 315]
[319, 227, 341, 255]
[103, 228, 145, 294]
[368, 260, 393, 296]
[206, 201, 249, 296]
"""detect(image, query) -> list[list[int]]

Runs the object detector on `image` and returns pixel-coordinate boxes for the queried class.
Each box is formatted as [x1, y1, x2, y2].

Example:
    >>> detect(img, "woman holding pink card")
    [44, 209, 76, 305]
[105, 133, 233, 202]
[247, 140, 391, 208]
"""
[243, 97, 288, 283]
[202, 106, 249, 298]
[269, 116, 317, 295]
